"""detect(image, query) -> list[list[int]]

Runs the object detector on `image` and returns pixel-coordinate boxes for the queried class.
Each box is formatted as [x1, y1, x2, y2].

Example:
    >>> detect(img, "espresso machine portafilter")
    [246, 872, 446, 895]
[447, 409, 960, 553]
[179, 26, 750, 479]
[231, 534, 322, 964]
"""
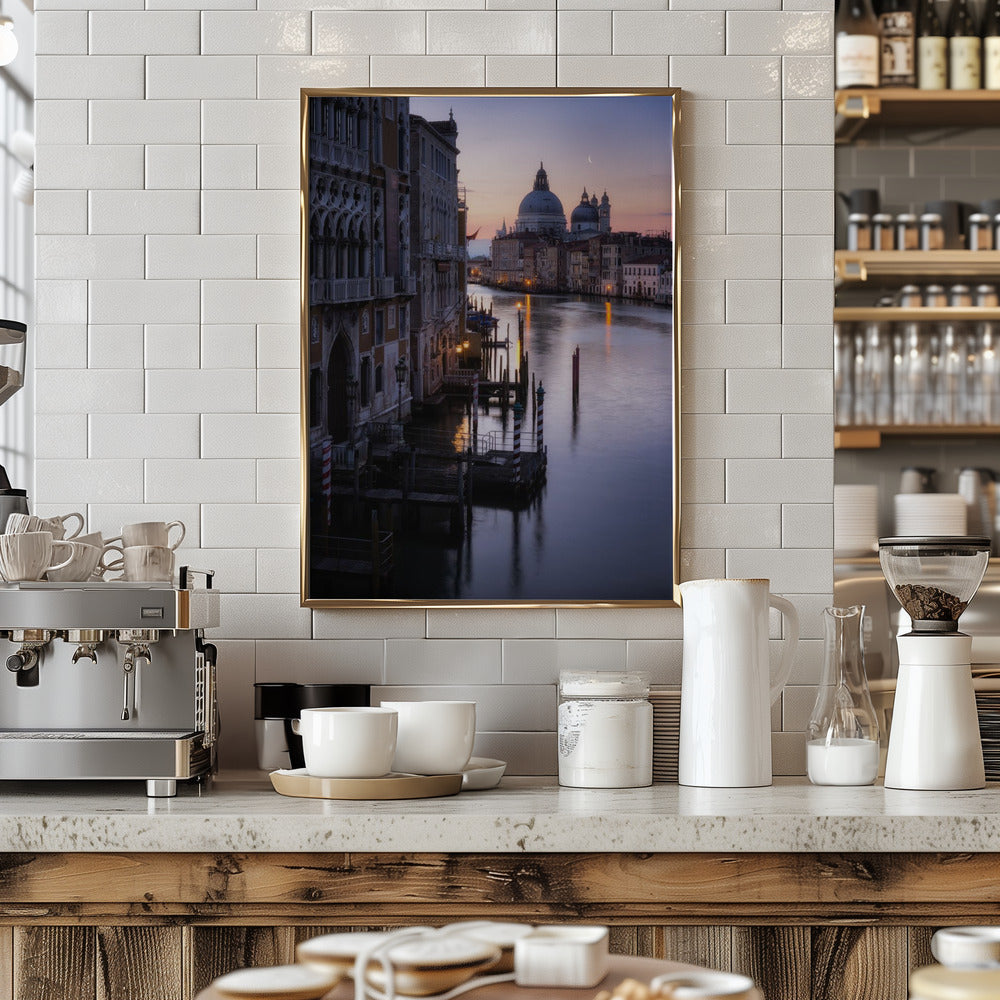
[0, 567, 220, 797]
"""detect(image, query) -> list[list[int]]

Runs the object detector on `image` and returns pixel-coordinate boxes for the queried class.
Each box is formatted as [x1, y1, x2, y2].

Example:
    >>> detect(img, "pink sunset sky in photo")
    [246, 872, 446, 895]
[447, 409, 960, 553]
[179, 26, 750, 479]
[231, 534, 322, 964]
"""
[411, 95, 674, 251]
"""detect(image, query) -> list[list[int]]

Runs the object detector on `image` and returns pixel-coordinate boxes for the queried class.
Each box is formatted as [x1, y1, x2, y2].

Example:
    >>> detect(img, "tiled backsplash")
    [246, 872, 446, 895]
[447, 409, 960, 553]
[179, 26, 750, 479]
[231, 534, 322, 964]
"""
[835, 124, 1000, 217]
[31, 2, 835, 774]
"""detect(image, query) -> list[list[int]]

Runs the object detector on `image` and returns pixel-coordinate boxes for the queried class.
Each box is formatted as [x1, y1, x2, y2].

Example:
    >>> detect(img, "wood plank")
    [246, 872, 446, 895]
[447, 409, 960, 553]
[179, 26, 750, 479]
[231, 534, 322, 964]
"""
[0, 852, 991, 908]
[187, 926, 295, 997]
[732, 926, 809, 1000]
[0, 927, 12, 1000]
[608, 926, 661, 959]
[96, 926, 182, 1000]
[812, 926, 908, 1000]
[660, 927, 731, 972]
[908, 927, 934, 977]
[13, 926, 95, 1000]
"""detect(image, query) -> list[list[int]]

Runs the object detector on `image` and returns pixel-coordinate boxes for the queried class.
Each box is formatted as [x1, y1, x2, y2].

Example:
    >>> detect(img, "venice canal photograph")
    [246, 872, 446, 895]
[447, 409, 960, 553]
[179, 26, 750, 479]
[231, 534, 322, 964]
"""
[303, 91, 677, 605]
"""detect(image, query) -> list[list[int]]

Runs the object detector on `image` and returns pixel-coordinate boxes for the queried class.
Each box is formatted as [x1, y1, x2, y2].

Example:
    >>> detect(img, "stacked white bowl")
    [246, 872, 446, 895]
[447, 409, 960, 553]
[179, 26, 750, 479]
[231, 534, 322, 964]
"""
[834, 484, 879, 557]
[894, 492, 967, 536]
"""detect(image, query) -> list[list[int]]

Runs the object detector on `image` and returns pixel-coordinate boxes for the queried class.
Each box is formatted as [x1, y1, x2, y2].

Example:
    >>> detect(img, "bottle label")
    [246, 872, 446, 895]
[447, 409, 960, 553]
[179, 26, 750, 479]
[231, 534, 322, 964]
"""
[837, 34, 880, 87]
[950, 35, 982, 88]
[986, 35, 1000, 89]
[918, 36, 947, 88]
[880, 11, 916, 83]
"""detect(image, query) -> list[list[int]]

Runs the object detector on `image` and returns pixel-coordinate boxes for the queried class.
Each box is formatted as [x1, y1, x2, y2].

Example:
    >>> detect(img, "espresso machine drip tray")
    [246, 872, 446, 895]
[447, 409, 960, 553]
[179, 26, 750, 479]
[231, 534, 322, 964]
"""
[0, 730, 209, 797]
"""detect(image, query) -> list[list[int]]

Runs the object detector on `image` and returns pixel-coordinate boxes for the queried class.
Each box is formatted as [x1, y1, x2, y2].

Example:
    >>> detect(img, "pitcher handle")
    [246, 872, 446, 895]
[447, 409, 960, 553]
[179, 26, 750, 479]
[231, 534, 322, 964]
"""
[768, 595, 800, 704]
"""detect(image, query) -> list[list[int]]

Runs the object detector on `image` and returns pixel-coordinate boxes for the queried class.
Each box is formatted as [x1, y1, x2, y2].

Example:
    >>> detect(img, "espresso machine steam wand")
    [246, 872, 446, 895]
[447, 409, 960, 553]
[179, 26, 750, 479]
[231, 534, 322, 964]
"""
[116, 629, 158, 721]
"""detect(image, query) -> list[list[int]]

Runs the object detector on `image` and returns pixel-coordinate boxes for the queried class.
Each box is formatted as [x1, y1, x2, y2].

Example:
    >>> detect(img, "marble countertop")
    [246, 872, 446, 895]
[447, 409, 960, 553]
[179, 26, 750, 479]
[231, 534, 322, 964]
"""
[4, 775, 1000, 853]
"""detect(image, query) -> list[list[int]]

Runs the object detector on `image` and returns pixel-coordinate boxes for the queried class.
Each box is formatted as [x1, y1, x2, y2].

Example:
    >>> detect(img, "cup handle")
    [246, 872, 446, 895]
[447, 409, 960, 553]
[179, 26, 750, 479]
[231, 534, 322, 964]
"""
[104, 535, 123, 547]
[47, 542, 77, 575]
[62, 513, 85, 539]
[768, 595, 800, 705]
[99, 545, 125, 574]
[290, 718, 301, 735]
[167, 520, 186, 551]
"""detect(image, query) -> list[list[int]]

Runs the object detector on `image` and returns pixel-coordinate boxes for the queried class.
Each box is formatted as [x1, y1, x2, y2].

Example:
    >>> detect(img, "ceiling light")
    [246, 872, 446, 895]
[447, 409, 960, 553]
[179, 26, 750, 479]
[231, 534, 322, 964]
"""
[0, 12, 17, 67]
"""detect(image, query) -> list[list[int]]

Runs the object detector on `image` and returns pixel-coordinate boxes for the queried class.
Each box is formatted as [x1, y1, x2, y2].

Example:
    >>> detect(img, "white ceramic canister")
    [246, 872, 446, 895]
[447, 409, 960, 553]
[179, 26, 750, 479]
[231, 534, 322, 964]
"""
[557, 671, 652, 788]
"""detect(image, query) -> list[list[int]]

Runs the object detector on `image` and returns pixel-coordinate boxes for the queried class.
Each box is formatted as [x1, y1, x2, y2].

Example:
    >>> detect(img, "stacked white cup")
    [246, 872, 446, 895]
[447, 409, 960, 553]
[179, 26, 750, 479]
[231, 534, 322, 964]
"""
[106, 520, 186, 582]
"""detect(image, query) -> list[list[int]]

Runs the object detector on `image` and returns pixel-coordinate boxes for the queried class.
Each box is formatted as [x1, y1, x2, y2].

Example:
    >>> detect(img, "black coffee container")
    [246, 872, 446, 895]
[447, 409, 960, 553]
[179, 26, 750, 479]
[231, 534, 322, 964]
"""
[254, 683, 370, 770]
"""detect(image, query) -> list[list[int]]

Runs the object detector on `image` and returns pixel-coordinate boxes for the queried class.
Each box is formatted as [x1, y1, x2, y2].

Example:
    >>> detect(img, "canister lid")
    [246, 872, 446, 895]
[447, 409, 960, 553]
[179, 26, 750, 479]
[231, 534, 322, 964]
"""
[910, 964, 1000, 999]
[559, 670, 649, 698]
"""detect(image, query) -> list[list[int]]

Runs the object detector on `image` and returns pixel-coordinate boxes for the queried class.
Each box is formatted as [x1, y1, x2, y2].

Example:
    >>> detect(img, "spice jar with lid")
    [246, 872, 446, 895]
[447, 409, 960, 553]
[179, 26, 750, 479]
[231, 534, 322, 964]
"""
[558, 671, 652, 788]
[896, 213, 919, 250]
[872, 212, 895, 250]
[920, 212, 945, 250]
[847, 212, 872, 251]
[969, 213, 994, 250]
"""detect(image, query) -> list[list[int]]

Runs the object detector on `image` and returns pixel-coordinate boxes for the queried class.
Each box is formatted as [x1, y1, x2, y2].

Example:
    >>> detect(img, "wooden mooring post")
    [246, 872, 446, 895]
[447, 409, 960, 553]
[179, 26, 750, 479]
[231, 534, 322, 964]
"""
[572, 346, 580, 401]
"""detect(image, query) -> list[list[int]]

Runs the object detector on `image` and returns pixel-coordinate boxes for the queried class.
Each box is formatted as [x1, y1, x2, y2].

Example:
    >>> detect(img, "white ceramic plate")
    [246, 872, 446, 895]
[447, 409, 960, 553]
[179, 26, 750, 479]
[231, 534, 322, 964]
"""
[461, 757, 506, 790]
[213, 964, 341, 999]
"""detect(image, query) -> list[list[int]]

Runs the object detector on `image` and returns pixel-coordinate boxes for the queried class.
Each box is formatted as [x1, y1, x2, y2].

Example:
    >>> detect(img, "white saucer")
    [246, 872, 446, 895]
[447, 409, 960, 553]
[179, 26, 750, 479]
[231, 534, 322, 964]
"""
[462, 757, 506, 790]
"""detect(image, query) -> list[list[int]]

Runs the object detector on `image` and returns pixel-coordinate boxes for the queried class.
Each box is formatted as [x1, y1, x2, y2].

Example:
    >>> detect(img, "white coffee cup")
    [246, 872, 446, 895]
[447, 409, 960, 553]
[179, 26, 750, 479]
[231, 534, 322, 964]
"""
[109, 520, 185, 551]
[290, 707, 398, 779]
[6, 511, 84, 540]
[75, 533, 126, 578]
[379, 700, 476, 775]
[45, 541, 103, 583]
[4, 512, 42, 534]
[0, 531, 75, 582]
[123, 544, 174, 582]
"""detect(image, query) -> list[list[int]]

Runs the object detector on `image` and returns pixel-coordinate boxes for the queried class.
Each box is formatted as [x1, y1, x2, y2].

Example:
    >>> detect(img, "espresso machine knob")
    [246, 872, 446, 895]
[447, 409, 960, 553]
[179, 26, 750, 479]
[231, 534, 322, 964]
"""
[6, 649, 35, 673]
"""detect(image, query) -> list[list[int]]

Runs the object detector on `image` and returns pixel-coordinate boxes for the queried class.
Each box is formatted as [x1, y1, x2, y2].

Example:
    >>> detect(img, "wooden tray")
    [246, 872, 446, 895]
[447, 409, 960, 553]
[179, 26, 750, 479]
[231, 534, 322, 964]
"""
[270, 768, 463, 801]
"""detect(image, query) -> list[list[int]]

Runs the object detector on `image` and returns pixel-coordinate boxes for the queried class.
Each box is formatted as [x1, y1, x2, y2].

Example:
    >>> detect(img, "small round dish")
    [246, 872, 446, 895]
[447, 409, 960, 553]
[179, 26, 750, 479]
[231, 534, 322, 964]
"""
[461, 758, 506, 791]
[445, 921, 533, 973]
[297, 931, 391, 977]
[212, 964, 341, 1000]
[650, 971, 762, 999]
[932, 926, 1000, 968]
[298, 930, 501, 997]
[366, 934, 502, 996]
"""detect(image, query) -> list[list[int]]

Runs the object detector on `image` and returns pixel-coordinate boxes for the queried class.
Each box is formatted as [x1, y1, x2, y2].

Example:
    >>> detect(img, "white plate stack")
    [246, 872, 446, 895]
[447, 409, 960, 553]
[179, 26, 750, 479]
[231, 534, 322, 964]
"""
[650, 688, 681, 783]
[894, 493, 967, 536]
[834, 484, 879, 557]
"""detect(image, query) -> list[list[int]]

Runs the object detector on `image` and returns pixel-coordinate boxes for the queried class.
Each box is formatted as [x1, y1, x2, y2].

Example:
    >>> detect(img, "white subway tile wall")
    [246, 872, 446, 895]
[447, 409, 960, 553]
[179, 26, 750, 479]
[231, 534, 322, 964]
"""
[32, 5, 834, 773]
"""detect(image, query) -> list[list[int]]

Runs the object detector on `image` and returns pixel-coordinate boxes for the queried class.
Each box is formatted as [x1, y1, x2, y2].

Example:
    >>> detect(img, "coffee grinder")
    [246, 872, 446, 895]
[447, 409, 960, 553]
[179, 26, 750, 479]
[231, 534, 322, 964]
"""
[879, 536, 991, 790]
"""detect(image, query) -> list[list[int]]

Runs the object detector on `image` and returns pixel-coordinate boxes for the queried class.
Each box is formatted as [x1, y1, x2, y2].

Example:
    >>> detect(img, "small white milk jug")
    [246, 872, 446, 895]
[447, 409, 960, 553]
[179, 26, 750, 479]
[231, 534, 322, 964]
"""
[679, 579, 799, 788]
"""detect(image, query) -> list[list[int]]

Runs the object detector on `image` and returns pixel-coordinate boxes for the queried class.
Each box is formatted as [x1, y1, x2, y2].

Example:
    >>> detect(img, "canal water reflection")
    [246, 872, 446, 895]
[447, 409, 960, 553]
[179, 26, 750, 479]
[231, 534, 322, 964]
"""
[399, 284, 674, 601]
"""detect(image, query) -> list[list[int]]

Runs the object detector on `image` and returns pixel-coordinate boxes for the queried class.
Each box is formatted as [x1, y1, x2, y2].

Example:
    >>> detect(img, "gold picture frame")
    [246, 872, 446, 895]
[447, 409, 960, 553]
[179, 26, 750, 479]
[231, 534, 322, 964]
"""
[300, 88, 681, 608]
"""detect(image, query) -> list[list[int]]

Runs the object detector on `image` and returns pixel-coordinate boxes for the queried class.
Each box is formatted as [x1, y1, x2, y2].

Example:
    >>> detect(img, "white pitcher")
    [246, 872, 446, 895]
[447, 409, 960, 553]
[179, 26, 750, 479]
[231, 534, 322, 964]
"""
[678, 579, 799, 788]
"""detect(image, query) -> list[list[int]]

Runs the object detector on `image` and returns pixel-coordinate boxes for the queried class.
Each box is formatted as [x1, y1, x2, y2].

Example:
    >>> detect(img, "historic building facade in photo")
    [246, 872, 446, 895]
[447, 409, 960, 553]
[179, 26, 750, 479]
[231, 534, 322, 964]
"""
[409, 111, 464, 404]
[307, 94, 415, 464]
[488, 164, 670, 300]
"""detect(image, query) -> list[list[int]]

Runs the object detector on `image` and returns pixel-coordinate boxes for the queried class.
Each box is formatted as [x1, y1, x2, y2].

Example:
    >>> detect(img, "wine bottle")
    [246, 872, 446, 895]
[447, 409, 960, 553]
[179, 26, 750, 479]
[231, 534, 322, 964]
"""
[984, 0, 1000, 87]
[880, 0, 917, 84]
[948, 0, 981, 88]
[837, 0, 881, 87]
[917, 0, 948, 86]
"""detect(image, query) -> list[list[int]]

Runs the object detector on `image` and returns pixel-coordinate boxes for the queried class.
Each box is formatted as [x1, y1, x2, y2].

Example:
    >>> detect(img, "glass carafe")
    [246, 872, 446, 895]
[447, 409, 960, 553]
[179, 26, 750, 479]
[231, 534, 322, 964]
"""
[807, 605, 880, 785]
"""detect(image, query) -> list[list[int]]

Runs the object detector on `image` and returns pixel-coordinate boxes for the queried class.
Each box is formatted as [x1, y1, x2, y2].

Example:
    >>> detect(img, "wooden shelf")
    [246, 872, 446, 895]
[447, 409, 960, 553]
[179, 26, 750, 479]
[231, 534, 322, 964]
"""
[836, 88, 1000, 140]
[835, 424, 1000, 449]
[836, 250, 1000, 282]
[834, 307, 1000, 321]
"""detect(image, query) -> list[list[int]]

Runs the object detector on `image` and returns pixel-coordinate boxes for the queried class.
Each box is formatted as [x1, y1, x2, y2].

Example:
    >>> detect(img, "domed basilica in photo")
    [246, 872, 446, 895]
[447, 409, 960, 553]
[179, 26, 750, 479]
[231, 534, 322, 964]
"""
[496, 163, 611, 241]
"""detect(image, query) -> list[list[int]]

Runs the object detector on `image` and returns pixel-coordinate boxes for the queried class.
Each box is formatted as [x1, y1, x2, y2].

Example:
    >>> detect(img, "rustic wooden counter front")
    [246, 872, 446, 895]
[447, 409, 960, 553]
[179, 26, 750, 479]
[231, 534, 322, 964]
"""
[0, 849, 994, 999]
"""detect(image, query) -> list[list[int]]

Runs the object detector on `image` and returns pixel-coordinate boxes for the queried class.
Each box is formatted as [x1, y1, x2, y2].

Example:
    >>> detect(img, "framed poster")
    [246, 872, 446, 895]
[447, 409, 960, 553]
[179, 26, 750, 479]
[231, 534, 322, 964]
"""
[300, 88, 680, 607]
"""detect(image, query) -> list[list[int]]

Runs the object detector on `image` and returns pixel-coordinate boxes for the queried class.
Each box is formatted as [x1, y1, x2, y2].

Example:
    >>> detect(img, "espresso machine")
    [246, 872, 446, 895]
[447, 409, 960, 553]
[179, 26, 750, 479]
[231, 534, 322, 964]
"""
[0, 567, 219, 796]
